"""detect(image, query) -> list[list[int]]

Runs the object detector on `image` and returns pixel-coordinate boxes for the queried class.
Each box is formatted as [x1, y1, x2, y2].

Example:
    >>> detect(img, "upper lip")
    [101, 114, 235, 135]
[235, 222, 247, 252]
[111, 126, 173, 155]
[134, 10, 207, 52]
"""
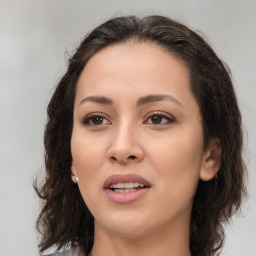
[103, 173, 151, 189]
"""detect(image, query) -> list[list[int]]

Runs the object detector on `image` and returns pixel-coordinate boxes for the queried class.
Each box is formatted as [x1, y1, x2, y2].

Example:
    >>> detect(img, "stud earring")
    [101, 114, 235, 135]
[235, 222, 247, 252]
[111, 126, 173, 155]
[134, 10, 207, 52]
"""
[75, 177, 79, 182]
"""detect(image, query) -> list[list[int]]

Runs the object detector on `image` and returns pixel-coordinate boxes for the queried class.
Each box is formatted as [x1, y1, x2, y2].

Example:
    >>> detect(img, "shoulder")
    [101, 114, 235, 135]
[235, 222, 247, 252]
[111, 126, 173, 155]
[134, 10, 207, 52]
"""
[42, 247, 84, 256]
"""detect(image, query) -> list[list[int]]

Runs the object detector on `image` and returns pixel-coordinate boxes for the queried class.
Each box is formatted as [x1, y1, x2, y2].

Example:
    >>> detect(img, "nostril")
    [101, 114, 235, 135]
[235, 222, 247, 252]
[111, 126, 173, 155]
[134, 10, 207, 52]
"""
[111, 156, 117, 161]
[108, 153, 138, 163]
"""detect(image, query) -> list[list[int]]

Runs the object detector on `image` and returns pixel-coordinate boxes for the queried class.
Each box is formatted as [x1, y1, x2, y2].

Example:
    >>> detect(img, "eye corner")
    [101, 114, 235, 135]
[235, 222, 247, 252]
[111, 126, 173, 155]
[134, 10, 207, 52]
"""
[144, 111, 176, 125]
[81, 112, 112, 127]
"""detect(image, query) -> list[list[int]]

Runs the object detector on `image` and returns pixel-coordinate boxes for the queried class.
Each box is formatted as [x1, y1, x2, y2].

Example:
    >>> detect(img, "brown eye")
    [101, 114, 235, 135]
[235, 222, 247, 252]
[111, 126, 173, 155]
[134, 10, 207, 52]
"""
[91, 116, 104, 125]
[82, 114, 111, 126]
[144, 112, 175, 125]
[151, 115, 163, 124]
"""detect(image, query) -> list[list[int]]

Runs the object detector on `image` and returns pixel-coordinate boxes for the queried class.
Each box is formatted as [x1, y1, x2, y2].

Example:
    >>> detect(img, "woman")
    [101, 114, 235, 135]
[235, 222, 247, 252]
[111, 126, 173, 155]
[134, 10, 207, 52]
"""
[35, 15, 247, 256]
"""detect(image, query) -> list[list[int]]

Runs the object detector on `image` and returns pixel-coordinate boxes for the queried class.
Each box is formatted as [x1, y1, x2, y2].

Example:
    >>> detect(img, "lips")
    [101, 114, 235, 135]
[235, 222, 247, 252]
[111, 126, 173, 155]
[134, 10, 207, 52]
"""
[103, 173, 151, 203]
[103, 173, 151, 189]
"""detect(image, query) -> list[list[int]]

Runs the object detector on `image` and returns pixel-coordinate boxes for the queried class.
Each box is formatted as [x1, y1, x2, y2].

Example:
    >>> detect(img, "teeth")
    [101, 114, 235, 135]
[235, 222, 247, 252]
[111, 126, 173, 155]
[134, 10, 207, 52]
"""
[125, 182, 133, 188]
[117, 183, 123, 188]
[115, 189, 136, 193]
[109, 182, 145, 189]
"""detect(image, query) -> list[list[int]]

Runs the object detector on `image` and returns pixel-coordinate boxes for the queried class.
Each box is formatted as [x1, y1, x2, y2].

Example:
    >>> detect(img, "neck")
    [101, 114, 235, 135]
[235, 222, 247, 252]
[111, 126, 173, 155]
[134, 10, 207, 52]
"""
[89, 217, 192, 256]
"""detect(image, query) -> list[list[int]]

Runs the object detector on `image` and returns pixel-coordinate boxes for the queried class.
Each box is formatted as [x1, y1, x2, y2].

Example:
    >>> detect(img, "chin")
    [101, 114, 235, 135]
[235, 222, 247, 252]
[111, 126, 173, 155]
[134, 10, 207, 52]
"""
[95, 212, 154, 238]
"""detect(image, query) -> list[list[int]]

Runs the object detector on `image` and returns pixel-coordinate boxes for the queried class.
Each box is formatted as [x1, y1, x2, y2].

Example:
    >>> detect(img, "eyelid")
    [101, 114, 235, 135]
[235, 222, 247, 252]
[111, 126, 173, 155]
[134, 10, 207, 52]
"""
[143, 111, 176, 124]
[82, 112, 112, 126]
[81, 111, 175, 127]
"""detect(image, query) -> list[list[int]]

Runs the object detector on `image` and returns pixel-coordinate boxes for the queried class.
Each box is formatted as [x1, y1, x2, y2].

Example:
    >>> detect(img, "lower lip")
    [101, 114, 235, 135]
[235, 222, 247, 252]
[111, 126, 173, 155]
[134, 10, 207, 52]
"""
[105, 188, 150, 204]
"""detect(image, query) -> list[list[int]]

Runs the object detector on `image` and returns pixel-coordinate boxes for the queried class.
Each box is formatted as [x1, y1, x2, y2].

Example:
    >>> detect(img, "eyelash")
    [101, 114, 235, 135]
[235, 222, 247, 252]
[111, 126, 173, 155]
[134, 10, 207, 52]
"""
[144, 111, 176, 125]
[81, 111, 175, 127]
[82, 112, 110, 126]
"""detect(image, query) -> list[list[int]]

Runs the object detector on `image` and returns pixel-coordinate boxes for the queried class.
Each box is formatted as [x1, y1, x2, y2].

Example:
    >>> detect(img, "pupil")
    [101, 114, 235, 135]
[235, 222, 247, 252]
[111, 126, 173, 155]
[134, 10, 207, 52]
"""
[151, 115, 162, 124]
[93, 117, 103, 125]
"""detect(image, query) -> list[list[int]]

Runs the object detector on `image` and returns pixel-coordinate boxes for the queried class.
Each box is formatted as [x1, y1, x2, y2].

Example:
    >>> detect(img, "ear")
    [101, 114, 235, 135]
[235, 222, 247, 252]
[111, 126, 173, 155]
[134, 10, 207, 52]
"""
[71, 161, 78, 183]
[200, 137, 222, 181]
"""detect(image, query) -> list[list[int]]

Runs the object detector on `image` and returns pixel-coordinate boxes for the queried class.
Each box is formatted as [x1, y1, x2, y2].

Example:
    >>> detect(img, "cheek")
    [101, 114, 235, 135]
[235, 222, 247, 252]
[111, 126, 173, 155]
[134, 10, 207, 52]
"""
[147, 126, 204, 198]
[71, 132, 107, 205]
[71, 132, 106, 173]
[150, 127, 203, 169]
[71, 141, 103, 214]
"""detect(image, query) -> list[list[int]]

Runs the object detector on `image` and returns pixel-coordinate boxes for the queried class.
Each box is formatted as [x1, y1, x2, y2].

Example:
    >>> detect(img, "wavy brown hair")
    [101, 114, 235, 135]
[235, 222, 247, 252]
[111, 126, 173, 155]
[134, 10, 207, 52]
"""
[35, 15, 247, 256]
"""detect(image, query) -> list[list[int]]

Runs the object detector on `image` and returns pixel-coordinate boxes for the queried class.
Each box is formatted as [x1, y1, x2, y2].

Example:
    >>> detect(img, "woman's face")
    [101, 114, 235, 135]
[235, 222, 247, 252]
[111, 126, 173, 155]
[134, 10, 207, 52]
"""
[71, 42, 209, 238]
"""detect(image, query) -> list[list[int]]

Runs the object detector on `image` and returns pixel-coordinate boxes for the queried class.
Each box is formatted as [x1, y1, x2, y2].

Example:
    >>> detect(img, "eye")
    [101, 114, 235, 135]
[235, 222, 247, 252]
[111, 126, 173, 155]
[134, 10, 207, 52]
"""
[144, 111, 175, 125]
[82, 113, 111, 126]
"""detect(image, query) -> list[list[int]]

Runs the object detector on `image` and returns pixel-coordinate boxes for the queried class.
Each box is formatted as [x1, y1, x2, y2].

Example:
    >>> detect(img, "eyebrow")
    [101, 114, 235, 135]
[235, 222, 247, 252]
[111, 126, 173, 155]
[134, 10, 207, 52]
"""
[137, 94, 184, 108]
[79, 96, 113, 106]
[79, 94, 184, 108]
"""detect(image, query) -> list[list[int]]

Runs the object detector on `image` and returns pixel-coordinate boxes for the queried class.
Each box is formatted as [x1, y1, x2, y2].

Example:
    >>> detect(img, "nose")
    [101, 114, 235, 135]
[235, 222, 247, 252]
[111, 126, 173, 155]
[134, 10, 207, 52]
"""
[106, 124, 144, 165]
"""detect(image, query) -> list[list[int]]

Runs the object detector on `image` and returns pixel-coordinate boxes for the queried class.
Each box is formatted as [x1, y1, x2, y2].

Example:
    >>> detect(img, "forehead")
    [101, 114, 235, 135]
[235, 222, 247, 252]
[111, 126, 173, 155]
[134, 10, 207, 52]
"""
[74, 41, 200, 115]
[82, 41, 188, 79]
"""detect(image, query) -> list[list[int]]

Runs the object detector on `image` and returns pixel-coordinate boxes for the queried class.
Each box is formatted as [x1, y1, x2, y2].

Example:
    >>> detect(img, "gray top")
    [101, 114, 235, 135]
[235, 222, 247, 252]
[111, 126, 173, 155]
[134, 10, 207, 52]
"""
[43, 247, 84, 256]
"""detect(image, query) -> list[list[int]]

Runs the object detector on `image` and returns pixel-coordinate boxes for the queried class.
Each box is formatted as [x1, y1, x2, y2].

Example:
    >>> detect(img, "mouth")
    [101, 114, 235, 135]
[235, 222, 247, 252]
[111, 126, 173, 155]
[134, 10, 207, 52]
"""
[109, 182, 148, 193]
[103, 173, 151, 203]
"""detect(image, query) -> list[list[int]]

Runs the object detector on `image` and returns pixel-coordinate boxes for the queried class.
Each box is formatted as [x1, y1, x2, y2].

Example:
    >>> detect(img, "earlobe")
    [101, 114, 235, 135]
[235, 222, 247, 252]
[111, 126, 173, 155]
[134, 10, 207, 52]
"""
[71, 162, 78, 183]
[200, 138, 222, 181]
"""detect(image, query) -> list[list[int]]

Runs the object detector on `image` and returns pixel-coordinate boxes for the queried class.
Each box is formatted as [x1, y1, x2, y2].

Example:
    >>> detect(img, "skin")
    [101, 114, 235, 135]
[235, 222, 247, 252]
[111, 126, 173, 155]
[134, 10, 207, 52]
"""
[71, 41, 221, 256]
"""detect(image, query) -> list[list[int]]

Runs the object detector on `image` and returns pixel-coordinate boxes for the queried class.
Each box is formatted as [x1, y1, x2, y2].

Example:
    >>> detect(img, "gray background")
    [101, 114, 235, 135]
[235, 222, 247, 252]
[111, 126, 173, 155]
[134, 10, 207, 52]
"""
[0, 0, 255, 255]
